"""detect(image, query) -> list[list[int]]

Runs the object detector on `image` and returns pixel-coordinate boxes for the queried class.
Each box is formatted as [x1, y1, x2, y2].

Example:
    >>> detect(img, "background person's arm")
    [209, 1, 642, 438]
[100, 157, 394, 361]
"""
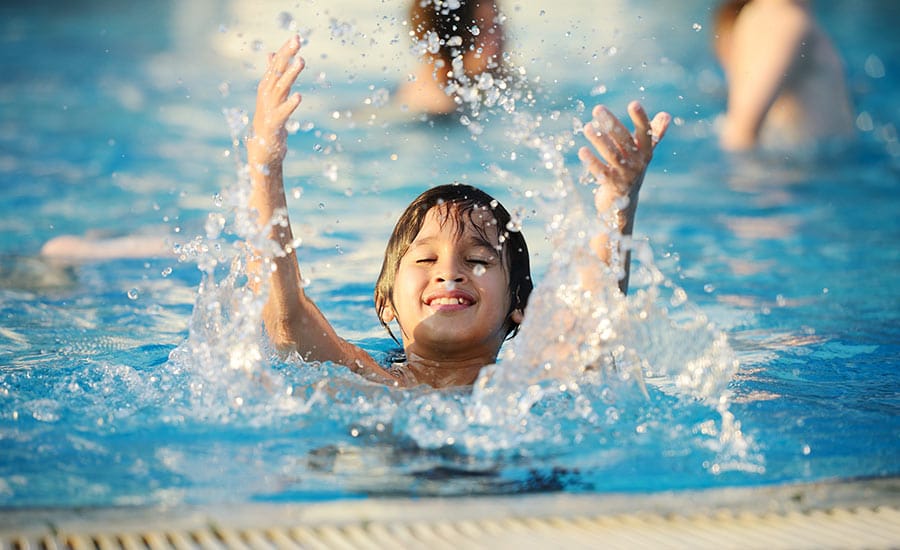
[720, 1, 811, 150]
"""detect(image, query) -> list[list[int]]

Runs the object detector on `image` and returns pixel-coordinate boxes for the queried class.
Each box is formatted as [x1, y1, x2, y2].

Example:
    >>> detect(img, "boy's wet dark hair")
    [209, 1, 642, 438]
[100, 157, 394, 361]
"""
[375, 183, 532, 345]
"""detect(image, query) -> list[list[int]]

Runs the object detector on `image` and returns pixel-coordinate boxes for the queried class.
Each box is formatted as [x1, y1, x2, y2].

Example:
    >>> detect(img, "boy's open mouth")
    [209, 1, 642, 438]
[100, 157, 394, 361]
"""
[424, 291, 475, 309]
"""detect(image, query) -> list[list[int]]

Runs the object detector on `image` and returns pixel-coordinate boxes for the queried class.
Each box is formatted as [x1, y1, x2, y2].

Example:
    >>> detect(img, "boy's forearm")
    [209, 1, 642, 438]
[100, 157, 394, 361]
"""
[590, 181, 640, 294]
[246, 147, 386, 374]
[247, 147, 306, 346]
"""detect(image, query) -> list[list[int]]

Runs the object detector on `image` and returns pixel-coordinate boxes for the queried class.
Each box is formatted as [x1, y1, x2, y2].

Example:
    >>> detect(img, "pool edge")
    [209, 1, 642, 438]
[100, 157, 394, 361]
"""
[2, 477, 898, 548]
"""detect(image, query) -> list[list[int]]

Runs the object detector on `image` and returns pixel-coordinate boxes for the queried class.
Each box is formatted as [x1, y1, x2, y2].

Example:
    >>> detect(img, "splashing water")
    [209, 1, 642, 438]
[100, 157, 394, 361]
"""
[163, 32, 761, 486]
[389, 86, 754, 469]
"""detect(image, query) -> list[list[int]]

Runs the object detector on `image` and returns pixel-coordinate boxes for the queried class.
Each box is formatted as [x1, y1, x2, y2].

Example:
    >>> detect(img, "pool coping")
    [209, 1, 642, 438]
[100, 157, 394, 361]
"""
[2, 476, 898, 548]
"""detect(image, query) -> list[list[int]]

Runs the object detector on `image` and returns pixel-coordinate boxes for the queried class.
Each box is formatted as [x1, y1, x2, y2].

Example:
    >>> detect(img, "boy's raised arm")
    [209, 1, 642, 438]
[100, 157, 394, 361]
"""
[577, 100, 670, 294]
[247, 36, 388, 379]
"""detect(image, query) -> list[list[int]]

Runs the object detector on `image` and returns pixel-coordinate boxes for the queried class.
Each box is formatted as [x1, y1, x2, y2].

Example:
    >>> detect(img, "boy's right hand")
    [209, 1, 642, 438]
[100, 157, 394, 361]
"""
[249, 35, 305, 168]
[577, 101, 670, 215]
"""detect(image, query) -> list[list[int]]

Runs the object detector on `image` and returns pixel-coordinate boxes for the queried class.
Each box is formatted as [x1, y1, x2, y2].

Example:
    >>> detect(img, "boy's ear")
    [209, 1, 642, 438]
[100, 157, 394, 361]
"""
[510, 308, 524, 324]
[381, 307, 395, 324]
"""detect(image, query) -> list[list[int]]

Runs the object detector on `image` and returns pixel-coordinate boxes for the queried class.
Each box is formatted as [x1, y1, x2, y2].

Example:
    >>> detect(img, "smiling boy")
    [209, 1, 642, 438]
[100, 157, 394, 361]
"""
[248, 35, 669, 388]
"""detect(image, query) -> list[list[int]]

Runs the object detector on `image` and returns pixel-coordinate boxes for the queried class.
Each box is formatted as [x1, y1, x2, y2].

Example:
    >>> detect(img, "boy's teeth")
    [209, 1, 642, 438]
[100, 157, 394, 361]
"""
[432, 297, 467, 305]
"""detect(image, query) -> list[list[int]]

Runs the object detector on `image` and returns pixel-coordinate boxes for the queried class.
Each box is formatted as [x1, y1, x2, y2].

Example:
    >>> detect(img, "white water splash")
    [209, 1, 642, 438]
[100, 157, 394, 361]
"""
[168, 51, 760, 475]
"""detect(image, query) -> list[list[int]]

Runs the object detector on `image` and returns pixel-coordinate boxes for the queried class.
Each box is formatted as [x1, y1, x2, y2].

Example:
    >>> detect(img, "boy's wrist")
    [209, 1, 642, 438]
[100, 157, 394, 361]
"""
[247, 135, 286, 169]
[594, 186, 640, 235]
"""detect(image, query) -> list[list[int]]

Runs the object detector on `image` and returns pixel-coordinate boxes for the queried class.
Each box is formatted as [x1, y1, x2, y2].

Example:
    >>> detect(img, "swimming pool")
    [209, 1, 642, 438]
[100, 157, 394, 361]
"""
[1, 0, 898, 511]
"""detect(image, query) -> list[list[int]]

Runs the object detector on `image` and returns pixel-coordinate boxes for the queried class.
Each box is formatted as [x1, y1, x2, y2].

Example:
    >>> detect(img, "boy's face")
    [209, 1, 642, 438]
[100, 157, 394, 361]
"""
[387, 205, 518, 362]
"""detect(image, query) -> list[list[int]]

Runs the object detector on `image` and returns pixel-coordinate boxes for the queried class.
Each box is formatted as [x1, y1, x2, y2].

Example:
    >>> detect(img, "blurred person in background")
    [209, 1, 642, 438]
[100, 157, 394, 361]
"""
[396, 0, 505, 115]
[712, 0, 855, 151]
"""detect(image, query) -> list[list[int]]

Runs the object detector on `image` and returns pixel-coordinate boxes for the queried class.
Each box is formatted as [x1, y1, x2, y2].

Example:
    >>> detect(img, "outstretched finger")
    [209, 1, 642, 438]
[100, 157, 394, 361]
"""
[592, 104, 637, 157]
[649, 112, 671, 148]
[583, 120, 627, 170]
[274, 55, 305, 96]
[273, 92, 303, 122]
[627, 101, 653, 153]
[578, 146, 614, 183]
[266, 35, 301, 82]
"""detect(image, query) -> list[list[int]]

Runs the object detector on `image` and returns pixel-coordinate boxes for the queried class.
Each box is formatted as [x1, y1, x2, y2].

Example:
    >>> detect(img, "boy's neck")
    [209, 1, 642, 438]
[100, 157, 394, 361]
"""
[403, 351, 493, 388]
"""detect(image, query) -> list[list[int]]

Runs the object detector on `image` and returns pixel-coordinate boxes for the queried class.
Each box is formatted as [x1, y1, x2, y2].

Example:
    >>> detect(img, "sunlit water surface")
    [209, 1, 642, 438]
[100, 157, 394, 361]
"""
[0, 1, 898, 507]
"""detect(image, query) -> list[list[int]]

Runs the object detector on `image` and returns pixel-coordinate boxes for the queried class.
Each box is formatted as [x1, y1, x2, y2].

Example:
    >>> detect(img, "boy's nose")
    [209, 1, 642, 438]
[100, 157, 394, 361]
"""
[435, 270, 466, 283]
[436, 273, 465, 283]
[434, 259, 466, 283]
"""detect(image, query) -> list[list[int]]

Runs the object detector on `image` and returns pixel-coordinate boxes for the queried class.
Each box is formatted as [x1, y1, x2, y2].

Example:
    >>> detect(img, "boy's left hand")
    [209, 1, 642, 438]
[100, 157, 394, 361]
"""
[249, 35, 305, 169]
[578, 101, 670, 212]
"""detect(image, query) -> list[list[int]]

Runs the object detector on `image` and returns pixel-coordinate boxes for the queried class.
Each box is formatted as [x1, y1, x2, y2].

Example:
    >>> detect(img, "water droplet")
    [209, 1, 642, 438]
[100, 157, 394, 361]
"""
[222, 107, 249, 136]
[864, 54, 885, 78]
[692, 22, 702, 32]
[329, 18, 354, 38]
[205, 213, 225, 239]
[291, 187, 304, 199]
[506, 207, 526, 232]
[277, 11, 294, 31]
[323, 162, 338, 182]
[127, 288, 140, 300]
[161, 267, 173, 277]
[670, 287, 687, 306]
[473, 264, 486, 276]
[366, 87, 390, 107]
[855, 111, 874, 132]
[285, 119, 300, 134]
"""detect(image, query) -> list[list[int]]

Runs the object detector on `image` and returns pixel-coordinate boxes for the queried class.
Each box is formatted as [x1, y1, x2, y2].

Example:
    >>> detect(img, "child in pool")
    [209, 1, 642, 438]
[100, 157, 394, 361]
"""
[248, 35, 670, 388]
[712, 0, 855, 151]
[395, 0, 504, 115]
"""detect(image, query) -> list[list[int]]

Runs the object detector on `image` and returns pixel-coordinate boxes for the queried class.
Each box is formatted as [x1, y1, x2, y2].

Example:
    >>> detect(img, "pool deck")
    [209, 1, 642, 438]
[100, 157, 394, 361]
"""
[2, 477, 898, 549]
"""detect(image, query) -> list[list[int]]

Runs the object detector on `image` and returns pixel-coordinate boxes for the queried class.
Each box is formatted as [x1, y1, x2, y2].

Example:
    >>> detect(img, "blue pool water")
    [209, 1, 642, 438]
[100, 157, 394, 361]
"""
[1, 1, 898, 507]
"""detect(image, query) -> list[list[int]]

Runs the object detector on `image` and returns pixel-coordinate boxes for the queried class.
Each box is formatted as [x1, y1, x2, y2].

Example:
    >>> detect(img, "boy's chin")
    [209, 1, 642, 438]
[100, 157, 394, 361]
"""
[412, 327, 501, 354]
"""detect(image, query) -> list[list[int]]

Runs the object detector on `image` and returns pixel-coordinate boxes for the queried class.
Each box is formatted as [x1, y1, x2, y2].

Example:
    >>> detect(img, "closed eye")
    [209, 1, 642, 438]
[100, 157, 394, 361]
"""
[467, 257, 493, 266]
[415, 258, 436, 264]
